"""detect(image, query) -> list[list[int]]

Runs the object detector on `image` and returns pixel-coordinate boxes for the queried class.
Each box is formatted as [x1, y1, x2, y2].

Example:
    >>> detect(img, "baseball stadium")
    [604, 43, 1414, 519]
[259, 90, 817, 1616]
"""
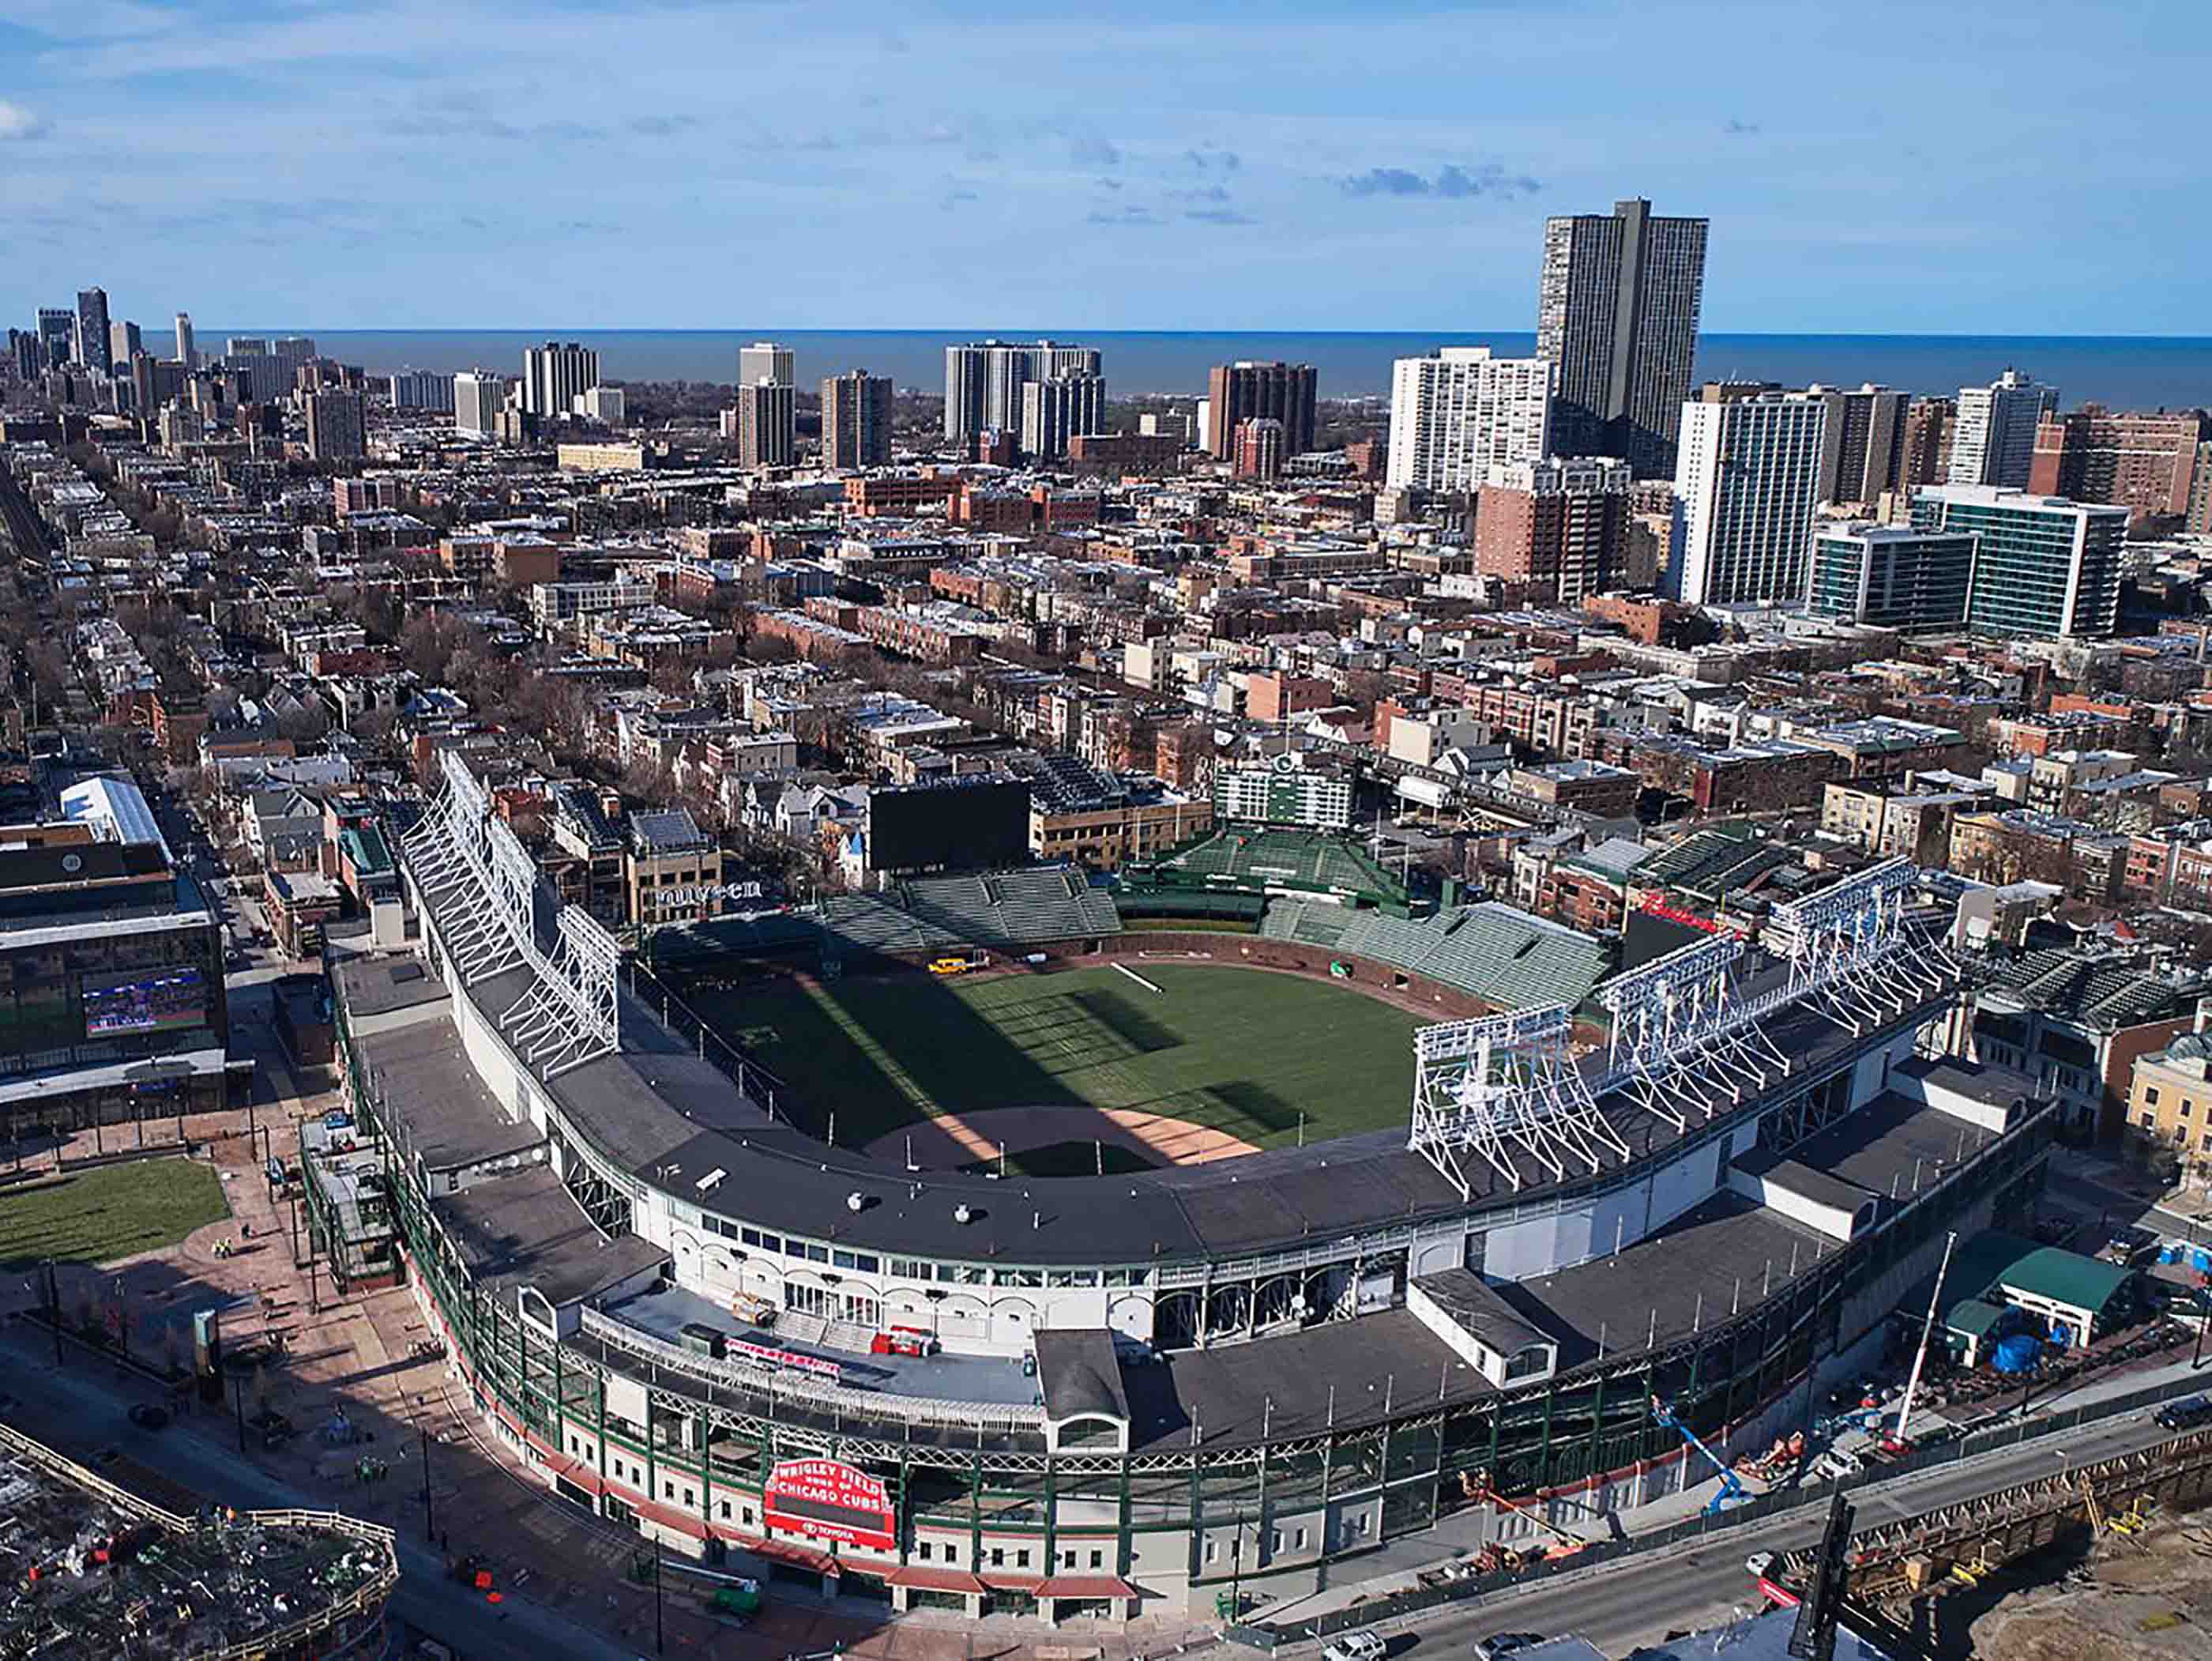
[323, 753, 2055, 1627]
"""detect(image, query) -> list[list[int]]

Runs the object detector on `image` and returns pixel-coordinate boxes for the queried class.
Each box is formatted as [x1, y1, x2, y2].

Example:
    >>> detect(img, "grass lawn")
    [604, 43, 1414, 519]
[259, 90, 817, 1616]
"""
[0, 1158, 230, 1268]
[697, 962, 1421, 1152]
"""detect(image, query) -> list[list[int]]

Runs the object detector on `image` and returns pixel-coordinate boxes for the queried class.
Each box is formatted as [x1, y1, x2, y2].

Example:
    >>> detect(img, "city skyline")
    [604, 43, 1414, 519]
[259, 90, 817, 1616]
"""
[1, 0, 2203, 333]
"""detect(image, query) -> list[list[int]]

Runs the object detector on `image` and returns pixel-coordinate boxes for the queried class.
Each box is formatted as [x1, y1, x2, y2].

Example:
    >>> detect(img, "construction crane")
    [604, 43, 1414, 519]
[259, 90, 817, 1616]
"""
[1651, 1395, 1748, 1516]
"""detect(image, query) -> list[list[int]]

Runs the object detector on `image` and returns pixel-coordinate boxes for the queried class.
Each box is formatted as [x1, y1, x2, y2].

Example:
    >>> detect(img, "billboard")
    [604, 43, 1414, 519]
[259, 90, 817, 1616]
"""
[763, 1457, 897, 1551]
[82, 966, 209, 1038]
[867, 778, 1029, 876]
[1213, 754, 1353, 830]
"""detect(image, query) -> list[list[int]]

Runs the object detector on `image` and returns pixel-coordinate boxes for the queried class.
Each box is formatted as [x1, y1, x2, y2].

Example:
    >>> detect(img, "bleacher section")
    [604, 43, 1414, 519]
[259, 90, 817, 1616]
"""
[1124, 827, 1409, 910]
[656, 867, 1122, 964]
[1262, 899, 1612, 1012]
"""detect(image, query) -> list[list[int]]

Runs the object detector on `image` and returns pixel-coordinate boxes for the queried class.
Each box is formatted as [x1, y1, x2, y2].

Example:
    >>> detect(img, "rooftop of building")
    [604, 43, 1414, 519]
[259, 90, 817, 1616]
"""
[1978, 947, 2203, 1029]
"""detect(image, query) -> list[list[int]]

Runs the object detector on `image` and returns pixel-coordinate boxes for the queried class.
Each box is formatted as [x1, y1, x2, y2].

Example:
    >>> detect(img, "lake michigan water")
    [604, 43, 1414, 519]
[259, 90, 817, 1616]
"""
[206, 329, 2212, 408]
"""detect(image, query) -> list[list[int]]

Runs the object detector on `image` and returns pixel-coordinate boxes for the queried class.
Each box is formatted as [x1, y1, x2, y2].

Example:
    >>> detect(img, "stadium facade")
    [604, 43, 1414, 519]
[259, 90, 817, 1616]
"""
[333, 756, 2049, 1625]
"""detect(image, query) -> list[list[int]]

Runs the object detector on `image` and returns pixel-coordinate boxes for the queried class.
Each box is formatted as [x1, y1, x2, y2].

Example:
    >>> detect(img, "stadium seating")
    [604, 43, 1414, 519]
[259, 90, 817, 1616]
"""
[1258, 898, 1611, 1012]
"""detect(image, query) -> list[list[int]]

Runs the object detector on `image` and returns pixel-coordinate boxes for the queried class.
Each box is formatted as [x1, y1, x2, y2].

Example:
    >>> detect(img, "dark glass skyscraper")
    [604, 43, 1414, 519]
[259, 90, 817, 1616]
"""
[1537, 198, 1707, 478]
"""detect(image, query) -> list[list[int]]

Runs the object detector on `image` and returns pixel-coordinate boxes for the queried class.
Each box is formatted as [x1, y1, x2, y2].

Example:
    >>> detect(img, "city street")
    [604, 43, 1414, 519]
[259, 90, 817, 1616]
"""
[1343, 1406, 2180, 1658]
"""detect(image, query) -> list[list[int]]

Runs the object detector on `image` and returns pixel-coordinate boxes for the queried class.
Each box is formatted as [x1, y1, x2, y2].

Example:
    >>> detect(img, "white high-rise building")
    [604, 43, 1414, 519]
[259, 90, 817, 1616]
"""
[944, 340, 1101, 441]
[1384, 347, 1554, 493]
[521, 341, 599, 418]
[454, 371, 506, 437]
[1670, 389, 1829, 605]
[738, 341, 794, 388]
[1019, 372, 1107, 460]
[1947, 368, 2056, 489]
[574, 385, 626, 424]
[174, 313, 196, 369]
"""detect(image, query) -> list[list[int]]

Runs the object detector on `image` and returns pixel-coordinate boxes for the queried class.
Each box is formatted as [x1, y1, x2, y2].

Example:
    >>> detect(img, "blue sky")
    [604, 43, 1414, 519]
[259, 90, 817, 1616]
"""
[1, 0, 2203, 333]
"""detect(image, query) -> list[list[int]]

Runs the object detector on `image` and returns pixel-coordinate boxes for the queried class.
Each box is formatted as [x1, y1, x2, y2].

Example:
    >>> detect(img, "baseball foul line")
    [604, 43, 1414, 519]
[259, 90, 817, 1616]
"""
[863, 1106, 1260, 1172]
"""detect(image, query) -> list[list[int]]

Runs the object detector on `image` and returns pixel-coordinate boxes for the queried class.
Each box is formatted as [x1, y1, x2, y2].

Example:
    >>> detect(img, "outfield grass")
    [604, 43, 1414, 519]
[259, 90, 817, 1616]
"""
[0, 1157, 229, 1268]
[697, 962, 1421, 1152]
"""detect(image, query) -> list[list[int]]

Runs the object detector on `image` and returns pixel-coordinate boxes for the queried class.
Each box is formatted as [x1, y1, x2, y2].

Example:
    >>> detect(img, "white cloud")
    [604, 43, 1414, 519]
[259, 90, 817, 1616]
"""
[0, 101, 48, 141]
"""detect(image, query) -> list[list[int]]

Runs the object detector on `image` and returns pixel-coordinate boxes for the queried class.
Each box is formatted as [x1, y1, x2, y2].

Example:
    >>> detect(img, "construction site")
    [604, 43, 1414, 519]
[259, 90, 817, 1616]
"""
[0, 1421, 397, 1659]
[1768, 1428, 2212, 1659]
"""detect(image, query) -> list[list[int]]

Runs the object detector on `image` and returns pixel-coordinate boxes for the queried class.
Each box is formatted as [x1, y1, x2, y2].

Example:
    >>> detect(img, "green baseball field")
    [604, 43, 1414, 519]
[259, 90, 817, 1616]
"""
[691, 962, 1422, 1154]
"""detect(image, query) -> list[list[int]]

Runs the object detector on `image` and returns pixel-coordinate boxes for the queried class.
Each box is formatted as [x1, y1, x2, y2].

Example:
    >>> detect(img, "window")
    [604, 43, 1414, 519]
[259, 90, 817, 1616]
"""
[2148, 1087, 2163, 1105]
[918, 1542, 932, 1561]
[683, 1488, 694, 1507]
[1089, 1550, 1104, 1569]
[833, 1249, 859, 1270]
[2184, 1101, 2195, 1120]
[1270, 1531, 1283, 1555]
[943, 1545, 956, 1564]
[1016, 1550, 1030, 1569]
[664, 1482, 675, 1499]
[1205, 1541, 1219, 1565]
[990, 1548, 1004, 1568]
[1294, 1527, 1307, 1550]
[719, 1500, 732, 1519]
[1061, 1550, 1076, 1568]
[2144, 1113, 2158, 1129]
[743, 1506, 754, 1526]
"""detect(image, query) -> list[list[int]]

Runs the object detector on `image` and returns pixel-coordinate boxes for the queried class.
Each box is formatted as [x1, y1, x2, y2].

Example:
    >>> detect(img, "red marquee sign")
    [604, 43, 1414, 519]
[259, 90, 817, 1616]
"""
[763, 1458, 896, 1552]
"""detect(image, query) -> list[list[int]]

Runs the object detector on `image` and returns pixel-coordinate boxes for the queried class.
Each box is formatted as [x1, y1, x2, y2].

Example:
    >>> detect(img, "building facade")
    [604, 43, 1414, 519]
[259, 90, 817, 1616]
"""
[1536, 197, 1707, 478]
[739, 341, 796, 390]
[1669, 390, 1827, 605]
[522, 341, 600, 420]
[946, 342, 1102, 443]
[1020, 373, 1108, 461]
[305, 392, 367, 462]
[1205, 362, 1317, 460]
[1909, 486, 2129, 640]
[1384, 348, 1553, 494]
[1804, 525, 1977, 630]
[1475, 456, 1633, 605]
[822, 371, 894, 469]
[454, 371, 506, 438]
[1811, 383, 1907, 507]
[1947, 370, 2056, 489]
[737, 380, 797, 469]
[2027, 407, 2205, 524]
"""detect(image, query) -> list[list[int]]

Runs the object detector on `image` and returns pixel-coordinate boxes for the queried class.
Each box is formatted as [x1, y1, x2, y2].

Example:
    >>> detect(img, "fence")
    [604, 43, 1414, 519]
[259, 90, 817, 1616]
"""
[1259, 1363, 2212, 1644]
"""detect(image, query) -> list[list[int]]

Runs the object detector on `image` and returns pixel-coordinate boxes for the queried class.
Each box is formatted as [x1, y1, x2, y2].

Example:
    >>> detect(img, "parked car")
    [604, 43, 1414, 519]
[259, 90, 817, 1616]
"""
[1323, 1632, 1386, 1661]
[1477, 1634, 1548, 1660]
[126, 1403, 170, 1430]
[1811, 1448, 1861, 1482]
[2155, 1395, 2212, 1430]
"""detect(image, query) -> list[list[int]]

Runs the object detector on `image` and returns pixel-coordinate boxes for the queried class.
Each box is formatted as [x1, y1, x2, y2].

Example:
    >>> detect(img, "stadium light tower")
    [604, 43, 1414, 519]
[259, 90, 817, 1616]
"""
[1762, 859, 1957, 1034]
[1409, 1005, 1627, 1199]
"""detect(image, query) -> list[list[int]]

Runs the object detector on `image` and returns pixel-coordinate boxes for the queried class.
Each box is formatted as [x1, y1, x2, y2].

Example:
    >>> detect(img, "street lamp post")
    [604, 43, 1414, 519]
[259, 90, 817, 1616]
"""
[419, 1422, 434, 1539]
[231, 1368, 247, 1453]
[653, 1531, 665, 1655]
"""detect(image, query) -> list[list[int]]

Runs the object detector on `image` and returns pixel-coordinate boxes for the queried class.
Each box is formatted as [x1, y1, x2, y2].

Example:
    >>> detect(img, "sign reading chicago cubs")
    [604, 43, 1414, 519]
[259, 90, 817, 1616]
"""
[763, 1457, 897, 1551]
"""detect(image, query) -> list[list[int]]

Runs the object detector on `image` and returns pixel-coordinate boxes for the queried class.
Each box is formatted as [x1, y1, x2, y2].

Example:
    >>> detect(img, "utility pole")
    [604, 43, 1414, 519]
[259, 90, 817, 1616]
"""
[43, 1260, 62, 1366]
[420, 1422, 435, 1539]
